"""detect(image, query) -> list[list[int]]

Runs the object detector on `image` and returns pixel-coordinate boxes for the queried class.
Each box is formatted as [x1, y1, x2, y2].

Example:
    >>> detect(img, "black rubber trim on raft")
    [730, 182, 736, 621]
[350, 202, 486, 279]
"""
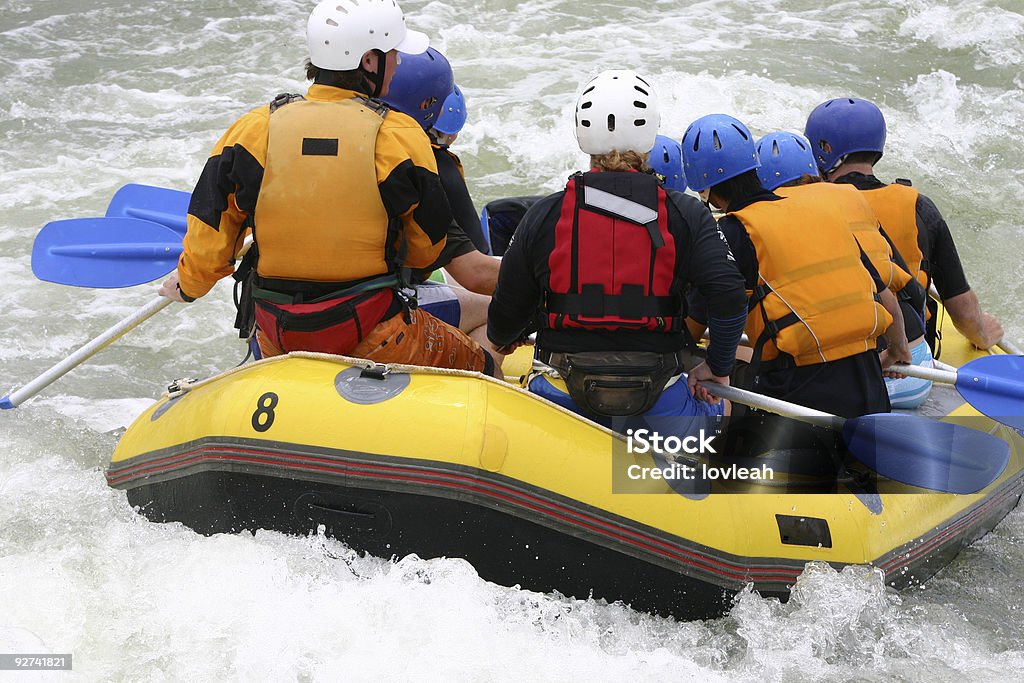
[107, 435, 1024, 612]
[120, 467, 738, 620]
[107, 436, 808, 592]
[871, 472, 1024, 589]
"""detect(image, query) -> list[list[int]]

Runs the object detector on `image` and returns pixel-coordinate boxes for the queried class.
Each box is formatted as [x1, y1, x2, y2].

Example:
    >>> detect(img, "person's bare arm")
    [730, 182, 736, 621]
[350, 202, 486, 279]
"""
[943, 289, 1005, 349]
[444, 251, 500, 295]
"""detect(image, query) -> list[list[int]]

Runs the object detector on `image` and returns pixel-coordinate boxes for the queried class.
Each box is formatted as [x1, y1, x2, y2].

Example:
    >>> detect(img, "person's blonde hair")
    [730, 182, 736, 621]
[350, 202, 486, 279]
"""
[589, 150, 650, 172]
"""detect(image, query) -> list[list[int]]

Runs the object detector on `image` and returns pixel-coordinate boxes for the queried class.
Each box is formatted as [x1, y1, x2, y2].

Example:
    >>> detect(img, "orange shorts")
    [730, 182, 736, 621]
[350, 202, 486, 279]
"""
[352, 308, 492, 375]
[259, 308, 493, 376]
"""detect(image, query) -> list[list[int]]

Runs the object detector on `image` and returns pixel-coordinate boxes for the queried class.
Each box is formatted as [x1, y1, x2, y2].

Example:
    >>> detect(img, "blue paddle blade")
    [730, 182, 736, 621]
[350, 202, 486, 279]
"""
[842, 413, 1010, 494]
[106, 183, 190, 235]
[955, 354, 1024, 431]
[32, 217, 183, 288]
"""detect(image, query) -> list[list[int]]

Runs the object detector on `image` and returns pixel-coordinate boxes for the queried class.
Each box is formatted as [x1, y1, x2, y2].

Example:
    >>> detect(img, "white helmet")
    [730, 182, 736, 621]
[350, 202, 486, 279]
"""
[574, 70, 660, 155]
[307, 0, 429, 71]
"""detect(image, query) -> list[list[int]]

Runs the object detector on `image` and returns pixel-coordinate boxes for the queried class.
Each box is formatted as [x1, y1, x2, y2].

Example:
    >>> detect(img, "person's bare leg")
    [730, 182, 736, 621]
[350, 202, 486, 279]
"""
[451, 286, 505, 371]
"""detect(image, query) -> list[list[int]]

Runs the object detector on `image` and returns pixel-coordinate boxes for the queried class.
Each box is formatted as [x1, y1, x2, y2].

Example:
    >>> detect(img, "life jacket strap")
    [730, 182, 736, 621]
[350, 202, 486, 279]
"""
[252, 273, 400, 306]
[546, 285, 679, 319]
[748, 310, 802, 384]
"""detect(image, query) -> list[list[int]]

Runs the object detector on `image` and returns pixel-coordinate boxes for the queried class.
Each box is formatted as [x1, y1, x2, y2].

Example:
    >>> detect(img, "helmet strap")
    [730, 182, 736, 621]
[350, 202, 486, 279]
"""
[361, 49, 388, 98]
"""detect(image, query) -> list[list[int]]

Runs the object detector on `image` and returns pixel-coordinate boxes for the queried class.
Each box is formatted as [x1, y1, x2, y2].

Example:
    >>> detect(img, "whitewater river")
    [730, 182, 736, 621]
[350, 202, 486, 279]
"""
[2, 0, 1023, 680]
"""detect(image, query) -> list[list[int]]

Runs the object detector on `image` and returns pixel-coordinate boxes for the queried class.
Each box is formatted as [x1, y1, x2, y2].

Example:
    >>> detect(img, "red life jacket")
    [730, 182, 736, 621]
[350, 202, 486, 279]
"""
[545, 171, 681, 331]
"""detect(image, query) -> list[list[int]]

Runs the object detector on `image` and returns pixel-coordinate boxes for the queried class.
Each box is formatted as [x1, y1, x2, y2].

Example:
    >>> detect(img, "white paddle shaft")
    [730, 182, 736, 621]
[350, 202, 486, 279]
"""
[2, 296, 173, 408]
[883, 363, 957, 384]
[997, 339, 1022, 355]
[697, 381, 844, 430]
[3, 237, 254, 409]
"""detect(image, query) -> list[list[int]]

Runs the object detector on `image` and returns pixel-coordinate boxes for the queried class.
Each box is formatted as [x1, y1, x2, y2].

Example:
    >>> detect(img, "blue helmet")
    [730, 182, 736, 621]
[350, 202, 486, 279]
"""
[381, 47, 454, 130]
[648, 135, 686, 192]
[804, 97, 886, 175]
[433, 83, 467, 135]
[754, 132, 820, 190]
[681, 114, 760, 193]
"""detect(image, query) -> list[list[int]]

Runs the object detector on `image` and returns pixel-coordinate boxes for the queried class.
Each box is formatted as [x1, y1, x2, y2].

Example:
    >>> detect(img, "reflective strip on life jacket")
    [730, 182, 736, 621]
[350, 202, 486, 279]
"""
[732, 192, 892, 366]
[582, 184, 662, 247]
[545, 171, 680, 331]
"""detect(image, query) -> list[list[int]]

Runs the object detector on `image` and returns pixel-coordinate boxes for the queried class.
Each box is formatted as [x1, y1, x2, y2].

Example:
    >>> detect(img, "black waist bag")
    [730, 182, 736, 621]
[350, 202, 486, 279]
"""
[554, 351, 680, 417]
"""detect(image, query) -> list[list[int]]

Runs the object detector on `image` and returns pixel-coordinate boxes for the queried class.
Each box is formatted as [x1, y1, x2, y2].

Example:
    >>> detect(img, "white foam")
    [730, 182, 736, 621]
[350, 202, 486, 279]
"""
[1, 1, 1023, 678]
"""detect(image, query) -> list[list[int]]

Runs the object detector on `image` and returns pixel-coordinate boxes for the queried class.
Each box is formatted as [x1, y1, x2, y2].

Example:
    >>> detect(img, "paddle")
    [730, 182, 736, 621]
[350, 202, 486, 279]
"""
[0, 296, 174, 409]
[4, 235, 254, 410]
[886, 356, 1024, 431]
[997, 339, 1023, 355]
[698, 381, 1010, 495]
[106, 183, 190, 235]
[32, 217, 183, 288]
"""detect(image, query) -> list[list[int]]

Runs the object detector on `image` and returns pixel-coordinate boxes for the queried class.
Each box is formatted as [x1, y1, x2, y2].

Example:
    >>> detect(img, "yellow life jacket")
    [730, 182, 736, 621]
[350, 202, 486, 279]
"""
[254, 96, 393, 285]
[731, 193, 891, 366]
[777, 183, 913, 294]
[857, 182, 925, 291]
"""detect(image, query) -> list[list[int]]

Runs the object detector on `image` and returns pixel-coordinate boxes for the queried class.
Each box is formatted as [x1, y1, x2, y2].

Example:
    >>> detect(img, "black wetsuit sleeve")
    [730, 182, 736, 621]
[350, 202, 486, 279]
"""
[667, 193, 747, 377]
[687, 213, 757, 324]
[487, 193, 562, 346]
[435, 148, 490, 254]
[918, 193, 970, 299]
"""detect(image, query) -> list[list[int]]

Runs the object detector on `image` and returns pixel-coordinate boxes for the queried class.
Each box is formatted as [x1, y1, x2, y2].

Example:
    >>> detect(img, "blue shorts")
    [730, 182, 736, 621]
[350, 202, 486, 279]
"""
[528, 373, 724, 433]
[415, 282, 461, 328]
[885, 339, 934, 409]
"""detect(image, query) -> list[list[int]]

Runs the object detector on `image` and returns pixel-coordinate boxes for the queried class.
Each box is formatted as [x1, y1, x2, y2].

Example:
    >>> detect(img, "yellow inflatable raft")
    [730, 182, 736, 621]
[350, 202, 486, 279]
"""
[107, 317, 1024, 619]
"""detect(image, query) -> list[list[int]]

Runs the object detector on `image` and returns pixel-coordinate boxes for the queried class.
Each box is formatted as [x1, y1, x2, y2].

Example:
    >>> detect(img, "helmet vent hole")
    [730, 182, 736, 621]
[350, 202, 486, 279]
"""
[634, 85, 648, 96]
[326, 18, 339, 27]
[633, 100, 646, 109]
[771, 141, 780, 157]
[336, 6, 348, 13]
[731, 124, 748, 140]
[582, 85, 595, 95]
[634, 119, 646, 127]
[580, 119, 591, 128]
[580, 101, 592, 109]
[607, 114, 616, 131]
[692, 131, 701, 151]
[712, 130, 722, 151]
